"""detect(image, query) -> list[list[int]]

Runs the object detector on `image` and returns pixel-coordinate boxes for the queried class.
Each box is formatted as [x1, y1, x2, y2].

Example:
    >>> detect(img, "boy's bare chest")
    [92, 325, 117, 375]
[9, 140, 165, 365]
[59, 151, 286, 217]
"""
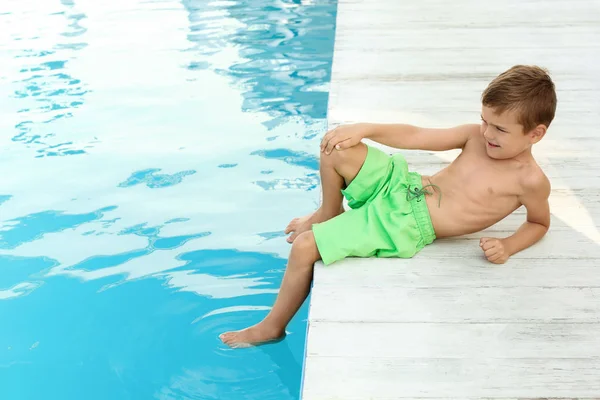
[442, 155, 524, 202]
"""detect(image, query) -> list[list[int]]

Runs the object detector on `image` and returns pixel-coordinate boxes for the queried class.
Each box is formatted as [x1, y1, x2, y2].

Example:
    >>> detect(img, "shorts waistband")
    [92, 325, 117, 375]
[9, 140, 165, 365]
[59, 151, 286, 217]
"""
[407, 172, 436, 245]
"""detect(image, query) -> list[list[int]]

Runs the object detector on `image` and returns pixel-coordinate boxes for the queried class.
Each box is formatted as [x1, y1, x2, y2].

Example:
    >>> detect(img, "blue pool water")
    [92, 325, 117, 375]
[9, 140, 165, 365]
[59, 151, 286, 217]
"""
[0, 0, 337, 398]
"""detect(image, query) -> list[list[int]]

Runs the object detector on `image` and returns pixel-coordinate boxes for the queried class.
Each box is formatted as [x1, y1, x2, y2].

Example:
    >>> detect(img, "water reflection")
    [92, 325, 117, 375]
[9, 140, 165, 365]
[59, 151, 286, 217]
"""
[181, 0, 336, 129]
[251, 148, 320, 190]
[155, 338, 302, 400]
[254, 173, 319, 191]
[156, 306, 304, 400]
[251, 148, 319, 170]
[0, 0, 336, 398]
[0, 195, 12, 206]
[10, 0, 90, 158]
[0, 206, 118, 250]
[0, 281, 42, 300]
[118, 168, 197, 189]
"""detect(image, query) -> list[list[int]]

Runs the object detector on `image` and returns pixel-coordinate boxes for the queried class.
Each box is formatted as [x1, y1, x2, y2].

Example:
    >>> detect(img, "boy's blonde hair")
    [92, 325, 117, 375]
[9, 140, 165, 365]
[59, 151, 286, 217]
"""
[482, 65, 557, 132]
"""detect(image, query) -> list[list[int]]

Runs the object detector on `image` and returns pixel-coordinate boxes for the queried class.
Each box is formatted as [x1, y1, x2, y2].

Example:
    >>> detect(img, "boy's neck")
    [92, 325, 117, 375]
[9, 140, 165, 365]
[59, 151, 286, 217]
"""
[510, 147, 535, 164]
[488, 146, 535, 164]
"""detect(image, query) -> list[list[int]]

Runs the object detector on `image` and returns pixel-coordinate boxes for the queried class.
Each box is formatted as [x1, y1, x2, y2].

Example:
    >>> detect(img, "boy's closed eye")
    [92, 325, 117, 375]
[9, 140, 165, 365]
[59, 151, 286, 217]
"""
[481, 115, 508, 133]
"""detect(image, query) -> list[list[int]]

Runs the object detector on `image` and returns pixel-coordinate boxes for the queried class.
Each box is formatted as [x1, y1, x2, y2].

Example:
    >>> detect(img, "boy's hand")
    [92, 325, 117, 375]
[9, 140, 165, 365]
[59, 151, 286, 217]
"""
[320, 123, 369, 154]
[479, 237, 509, 264]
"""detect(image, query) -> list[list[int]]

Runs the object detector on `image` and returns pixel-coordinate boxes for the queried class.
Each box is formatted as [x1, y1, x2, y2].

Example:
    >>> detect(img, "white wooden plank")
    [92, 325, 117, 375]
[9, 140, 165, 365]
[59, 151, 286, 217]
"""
[335, 0, 600, 29]
[330, 49, 599, 83]
[313, 258, 600, 288]
[302, 357, 600, 399]
[309, 287, 600, 323]
[304, 0, 600, 397]
[334, 28, 600, 52]
[306, 322, 600, 358]
[418, 235, 600, 259]
[480, 220, 598, 233]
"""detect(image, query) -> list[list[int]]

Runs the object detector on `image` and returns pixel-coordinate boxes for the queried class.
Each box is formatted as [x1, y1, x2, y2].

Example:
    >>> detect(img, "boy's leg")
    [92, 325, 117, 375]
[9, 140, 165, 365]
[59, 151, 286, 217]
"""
[285, 142, 368, 243]
[220, 231, 321, 347]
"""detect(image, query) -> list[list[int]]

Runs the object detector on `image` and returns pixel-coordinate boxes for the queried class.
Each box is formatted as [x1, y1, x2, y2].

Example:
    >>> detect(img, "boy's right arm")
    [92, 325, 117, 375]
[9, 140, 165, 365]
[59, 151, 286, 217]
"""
[321, 123, 478, 154]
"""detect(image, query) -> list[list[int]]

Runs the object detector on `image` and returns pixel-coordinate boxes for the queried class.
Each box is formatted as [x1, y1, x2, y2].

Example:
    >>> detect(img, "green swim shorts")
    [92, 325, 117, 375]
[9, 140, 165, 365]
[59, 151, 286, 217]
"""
[312, 144, 437, 266]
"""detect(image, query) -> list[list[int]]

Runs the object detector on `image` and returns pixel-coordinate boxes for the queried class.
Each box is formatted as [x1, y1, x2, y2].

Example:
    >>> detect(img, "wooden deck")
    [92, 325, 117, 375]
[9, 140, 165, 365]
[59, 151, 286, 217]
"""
[301, 0, 600, 398]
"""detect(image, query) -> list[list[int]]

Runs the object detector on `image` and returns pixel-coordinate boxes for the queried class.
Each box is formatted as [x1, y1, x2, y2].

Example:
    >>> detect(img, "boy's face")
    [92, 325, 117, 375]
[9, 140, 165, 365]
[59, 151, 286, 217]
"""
[479, 106, 545, 160]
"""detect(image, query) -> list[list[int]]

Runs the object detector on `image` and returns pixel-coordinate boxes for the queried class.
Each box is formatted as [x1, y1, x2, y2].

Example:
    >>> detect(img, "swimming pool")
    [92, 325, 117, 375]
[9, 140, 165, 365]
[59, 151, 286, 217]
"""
[0, 0, 337, 398]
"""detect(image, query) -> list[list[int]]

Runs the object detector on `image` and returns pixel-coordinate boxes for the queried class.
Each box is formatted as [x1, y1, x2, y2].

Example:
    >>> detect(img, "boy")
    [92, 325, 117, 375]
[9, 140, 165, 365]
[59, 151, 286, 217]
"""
[220, 65, 556, 348]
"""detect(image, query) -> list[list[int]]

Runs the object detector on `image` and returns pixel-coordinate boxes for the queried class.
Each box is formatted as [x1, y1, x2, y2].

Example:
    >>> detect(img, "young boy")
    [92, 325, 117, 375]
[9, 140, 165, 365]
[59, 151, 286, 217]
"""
[220, 65, 556, 348]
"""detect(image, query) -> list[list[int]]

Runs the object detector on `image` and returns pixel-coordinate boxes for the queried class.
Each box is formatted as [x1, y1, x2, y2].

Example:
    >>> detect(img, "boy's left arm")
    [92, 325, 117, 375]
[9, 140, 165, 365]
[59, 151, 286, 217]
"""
[480, 177, 551, 264]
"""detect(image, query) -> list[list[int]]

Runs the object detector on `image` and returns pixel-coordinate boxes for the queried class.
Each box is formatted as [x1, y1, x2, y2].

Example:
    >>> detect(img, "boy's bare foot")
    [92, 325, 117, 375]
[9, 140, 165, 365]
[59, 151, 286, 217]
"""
[285, 208, 341, 243]
[219, 323, 285, 348]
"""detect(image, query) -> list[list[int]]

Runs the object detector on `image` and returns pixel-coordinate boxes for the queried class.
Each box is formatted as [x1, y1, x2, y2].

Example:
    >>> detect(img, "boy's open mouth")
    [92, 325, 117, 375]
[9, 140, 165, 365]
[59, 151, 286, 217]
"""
[487, 141, 500, 148]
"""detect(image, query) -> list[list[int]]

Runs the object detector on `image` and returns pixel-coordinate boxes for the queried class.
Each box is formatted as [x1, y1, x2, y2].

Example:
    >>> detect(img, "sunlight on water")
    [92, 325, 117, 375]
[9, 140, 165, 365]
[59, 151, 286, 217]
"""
[0, 0, 337, 398]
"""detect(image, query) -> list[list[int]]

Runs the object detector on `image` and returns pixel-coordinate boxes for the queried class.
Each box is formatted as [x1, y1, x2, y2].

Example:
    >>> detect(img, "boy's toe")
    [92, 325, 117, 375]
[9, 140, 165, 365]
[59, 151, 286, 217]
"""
[219, 332, 235, 343]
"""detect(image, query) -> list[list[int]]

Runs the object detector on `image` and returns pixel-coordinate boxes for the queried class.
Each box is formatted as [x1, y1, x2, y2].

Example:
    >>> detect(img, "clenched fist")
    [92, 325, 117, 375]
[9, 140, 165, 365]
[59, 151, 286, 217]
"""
[480, 237, 509, 264]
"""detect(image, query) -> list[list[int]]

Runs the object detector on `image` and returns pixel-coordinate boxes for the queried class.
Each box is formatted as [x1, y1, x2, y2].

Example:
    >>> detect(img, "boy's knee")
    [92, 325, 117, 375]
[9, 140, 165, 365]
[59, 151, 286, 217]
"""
[291, 231, 321, 261]
[293, 231, 316, 250]
[321, 142, 365, 166]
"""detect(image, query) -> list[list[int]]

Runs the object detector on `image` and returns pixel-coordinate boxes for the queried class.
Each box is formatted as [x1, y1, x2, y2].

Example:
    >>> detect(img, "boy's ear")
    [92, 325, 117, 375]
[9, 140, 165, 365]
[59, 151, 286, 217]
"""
[528, 124, 547, 144]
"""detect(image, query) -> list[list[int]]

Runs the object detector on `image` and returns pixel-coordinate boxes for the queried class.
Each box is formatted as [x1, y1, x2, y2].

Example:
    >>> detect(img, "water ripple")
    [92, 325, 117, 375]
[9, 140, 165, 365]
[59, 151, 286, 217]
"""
[156, 306, 302, 400]
[8, 0, 90, 158]
[251, 148, 319, 170]
[118, 169, 197, 189]
[0, 206, 117, 250]
[182, 0, 336, 128]
[0, 195, 12, 206]
[0, 282, 42, 300]
[0, 0, 336, 398]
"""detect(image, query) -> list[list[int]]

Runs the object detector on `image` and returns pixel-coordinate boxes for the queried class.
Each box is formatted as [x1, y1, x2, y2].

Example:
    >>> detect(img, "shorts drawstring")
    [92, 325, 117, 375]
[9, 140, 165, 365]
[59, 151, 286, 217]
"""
[406, 184, 442, 208]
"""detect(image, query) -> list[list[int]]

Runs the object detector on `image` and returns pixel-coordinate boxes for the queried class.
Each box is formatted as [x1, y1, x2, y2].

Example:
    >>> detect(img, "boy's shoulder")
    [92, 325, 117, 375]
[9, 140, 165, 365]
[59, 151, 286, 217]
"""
[463, 123, 482, 143]
[519, 160, 551, 199]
